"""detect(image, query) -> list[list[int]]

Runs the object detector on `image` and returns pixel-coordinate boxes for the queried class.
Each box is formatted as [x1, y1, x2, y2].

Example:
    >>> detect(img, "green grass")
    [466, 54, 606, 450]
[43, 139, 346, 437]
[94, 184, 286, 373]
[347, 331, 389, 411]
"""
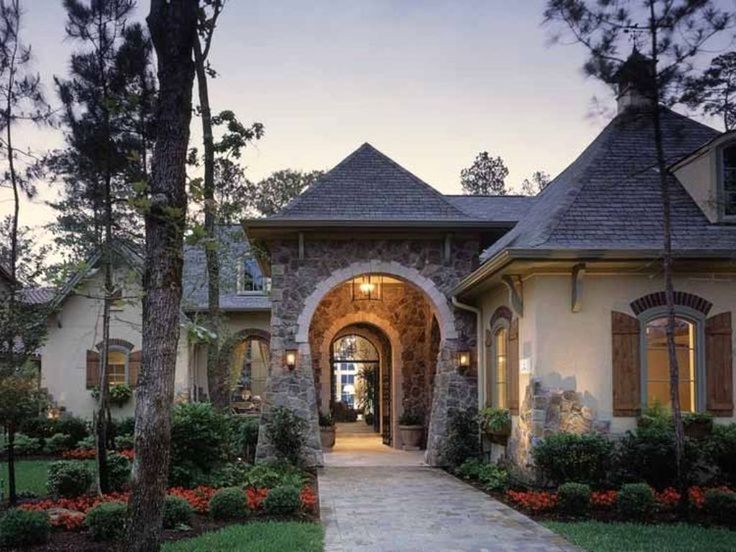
[545, 521, 736, 552]
[162, 522, 323, 552]
[1, 459, 95, 497]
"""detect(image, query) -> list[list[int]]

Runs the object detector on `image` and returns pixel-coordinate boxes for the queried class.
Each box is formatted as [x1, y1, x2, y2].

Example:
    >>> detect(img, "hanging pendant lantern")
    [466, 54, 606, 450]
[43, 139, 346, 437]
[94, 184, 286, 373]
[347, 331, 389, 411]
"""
[352, 274, 383, 301]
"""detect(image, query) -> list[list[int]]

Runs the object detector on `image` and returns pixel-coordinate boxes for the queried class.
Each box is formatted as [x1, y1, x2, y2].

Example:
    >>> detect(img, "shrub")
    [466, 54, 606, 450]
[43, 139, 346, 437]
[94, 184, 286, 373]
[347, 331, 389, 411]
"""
[398, 410, 423, 426]
[614, 426, 700, 489]
[107, 453, 131, 492]
[208, 461, 252, 487]
[263, 485, 301, 516]
[44, 432, 74, 454]
[86, 502, 127, 541]
[47, 460, 94, 498]
[441, 408, 479, 468]
[318, 411, 334, 427]
[109, 383, 133, 407]
[1, 433, 42, 455]
[163, 495, 194, 529]
[479, 407, 511, 434]
[170, 402, 230, 487]
[209, 487, 249, 520]
[55, 416, 89, 445]
[456, 458, 508, 491]
[617, 483, 655, 519]
[532, 432, 613, 486]
[704, 489, 736, 526]
[264, 407, 307, 465]
[229, 415, 260, 463]
[243, 462, 308, 489]
[115, 433, 134, 451]
[115, 416, 135, 436]
[0, 509, 49, 547]
[19, 417, 55, 439]
[558, 482, 591, 516]
[456, 458, 484, 480]
[705, 423, 736, 486]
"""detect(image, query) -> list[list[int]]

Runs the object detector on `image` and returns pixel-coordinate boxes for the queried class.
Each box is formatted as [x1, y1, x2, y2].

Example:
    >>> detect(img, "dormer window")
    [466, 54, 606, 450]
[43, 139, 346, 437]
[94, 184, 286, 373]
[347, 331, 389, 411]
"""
[722, 144, 736, 218]
[238, 258, 270, 295]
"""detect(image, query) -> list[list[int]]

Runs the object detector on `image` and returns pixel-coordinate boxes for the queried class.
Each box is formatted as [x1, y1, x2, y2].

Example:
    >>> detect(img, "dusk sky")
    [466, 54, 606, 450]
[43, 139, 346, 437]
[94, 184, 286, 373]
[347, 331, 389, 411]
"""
[1, 0, 730, 236]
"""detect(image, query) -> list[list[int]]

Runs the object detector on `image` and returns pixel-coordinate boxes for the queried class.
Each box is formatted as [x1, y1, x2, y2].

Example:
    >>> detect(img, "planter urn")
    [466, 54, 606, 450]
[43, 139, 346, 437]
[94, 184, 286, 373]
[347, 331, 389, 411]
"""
[399, 424, 423, 450]
[484, 419, 512, 445]
[320, 426, 336, 449]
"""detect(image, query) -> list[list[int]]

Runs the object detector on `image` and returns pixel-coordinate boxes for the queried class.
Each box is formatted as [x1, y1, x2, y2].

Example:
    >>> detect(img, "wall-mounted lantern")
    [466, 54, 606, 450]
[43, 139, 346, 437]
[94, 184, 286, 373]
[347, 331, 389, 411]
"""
[457, 350, 471, 374]
[285, 350, 298, 371]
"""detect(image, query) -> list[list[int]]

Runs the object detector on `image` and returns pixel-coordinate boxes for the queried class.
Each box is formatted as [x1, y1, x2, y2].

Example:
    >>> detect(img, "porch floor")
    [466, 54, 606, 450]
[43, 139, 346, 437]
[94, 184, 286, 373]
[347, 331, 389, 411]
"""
[323, 422, 425, 467]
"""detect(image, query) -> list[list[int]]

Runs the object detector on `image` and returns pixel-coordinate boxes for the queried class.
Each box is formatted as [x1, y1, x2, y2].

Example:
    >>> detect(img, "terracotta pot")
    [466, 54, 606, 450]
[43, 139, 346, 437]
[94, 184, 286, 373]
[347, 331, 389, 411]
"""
[399, 424, 423, 449]
[320, 426, 336, 449]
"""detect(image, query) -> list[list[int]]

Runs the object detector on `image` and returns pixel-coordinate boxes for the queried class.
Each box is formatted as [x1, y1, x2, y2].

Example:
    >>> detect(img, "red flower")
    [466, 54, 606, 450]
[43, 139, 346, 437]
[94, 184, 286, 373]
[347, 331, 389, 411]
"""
[591, 490, 618, 509]
[119, 449, 135, 460]
[299, 486, 317, 512]
[506, 490, 558, 513]
[247, 487, 269, 510]
[168, 486, 216, 514]
[62, 448, 96, 460]
[655, 487, 680, 509]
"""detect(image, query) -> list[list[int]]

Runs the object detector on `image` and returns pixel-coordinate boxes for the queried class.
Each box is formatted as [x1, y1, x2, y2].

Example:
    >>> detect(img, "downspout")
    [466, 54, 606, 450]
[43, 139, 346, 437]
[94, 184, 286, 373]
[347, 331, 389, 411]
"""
[451, 296, 484, 411]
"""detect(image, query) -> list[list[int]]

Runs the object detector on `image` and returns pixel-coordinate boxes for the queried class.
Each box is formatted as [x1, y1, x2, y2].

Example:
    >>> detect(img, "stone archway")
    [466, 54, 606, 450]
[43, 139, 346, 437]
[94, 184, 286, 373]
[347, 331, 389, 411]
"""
[257, 259, 477, 467]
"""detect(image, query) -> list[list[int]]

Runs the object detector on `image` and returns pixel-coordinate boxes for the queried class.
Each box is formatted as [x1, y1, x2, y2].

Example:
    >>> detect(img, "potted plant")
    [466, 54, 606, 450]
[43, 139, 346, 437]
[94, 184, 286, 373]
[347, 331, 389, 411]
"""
[398, 410, 424, 450]
[319, 411, 336, 449]
[683, 412, 713, 439]
[358, 366, 377, 426]
[480, 407, 511, 445]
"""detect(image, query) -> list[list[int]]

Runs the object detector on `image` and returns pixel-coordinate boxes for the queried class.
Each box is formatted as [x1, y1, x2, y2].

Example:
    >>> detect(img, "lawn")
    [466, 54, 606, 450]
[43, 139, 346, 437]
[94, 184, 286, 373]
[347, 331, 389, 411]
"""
[545, 521, 736, 552]
[1, 459, 95, 496]
[162, 522, 324, 552]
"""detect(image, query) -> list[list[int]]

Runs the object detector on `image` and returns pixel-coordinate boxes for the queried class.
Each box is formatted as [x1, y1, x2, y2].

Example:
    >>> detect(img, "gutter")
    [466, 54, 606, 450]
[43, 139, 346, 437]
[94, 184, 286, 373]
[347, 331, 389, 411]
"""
[451, 296, 484, 411]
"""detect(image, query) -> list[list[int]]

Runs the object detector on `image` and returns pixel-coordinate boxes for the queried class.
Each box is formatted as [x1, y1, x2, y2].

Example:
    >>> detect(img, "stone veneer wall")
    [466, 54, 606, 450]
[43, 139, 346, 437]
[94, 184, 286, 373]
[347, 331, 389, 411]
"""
[255, 237, 479, 466]
[507, 379, 610, 476]
[309, 281, 437, 419]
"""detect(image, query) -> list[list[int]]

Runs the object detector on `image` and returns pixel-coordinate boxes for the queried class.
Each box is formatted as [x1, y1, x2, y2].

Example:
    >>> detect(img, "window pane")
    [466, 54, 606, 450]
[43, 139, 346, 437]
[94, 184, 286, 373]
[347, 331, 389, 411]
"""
[495, 328, 508, 409]
[645, 317, 696, 412]
[723, 146, 736, 215]
[107, 350, 127, 385]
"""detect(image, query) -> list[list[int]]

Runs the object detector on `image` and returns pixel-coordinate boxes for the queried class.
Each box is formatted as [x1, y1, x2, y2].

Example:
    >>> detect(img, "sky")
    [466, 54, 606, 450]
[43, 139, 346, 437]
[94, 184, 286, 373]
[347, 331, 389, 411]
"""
[1, 0, 732, 243]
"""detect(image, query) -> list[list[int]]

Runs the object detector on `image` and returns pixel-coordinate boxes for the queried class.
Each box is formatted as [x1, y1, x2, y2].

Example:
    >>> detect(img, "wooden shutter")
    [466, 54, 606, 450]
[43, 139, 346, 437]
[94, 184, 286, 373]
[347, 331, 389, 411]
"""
[128, 350, 142, 387]
[507, 318, 520, 415]
[86, 350, 100, 389]
[706, 312, 733, 417]
[612, 311, 641, 416]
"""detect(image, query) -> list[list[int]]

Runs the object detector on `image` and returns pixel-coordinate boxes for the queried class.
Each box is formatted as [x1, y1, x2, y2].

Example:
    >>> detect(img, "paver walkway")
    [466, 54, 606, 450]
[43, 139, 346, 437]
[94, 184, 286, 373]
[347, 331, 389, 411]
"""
[319, 427, 576, 552]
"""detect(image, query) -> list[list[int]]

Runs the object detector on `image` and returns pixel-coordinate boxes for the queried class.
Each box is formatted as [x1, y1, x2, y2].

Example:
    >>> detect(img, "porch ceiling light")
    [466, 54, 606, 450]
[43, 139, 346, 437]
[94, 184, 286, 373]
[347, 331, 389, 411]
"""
[285, 350, 298, 371]
[352, 274, 383, 301]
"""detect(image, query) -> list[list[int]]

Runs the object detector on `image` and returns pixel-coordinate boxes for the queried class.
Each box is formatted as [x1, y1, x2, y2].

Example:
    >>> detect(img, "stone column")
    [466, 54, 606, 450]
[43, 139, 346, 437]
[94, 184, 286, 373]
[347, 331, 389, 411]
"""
[425, 341, 478, 466]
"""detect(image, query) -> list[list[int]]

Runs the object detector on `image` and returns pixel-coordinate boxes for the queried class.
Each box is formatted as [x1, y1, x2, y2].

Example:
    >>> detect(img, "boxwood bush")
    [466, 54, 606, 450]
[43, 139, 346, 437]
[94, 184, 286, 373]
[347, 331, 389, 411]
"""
[209, 487, 249, 521]
[264, 407, 308, 465]
[705, 424, 736, 486]
[441, 408, 480, 469]
[557, 482, 591, 516]
[617, 483, 655, 519]
[163, 495, 194, 529]
[0, 509, 49, 547]
[47, 460, 94, 498]
[532, 432, 613, 486]
[704, 489, 736, 526]
[86, 502, 127, 541]
[263, 485, 301, 516]
[107, 453, 131, 492]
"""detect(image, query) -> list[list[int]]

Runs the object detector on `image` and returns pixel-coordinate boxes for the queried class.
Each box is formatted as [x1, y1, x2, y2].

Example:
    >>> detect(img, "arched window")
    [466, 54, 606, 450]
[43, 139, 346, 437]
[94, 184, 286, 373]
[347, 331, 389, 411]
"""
[107, 347, 130, 385]
[640, 308, 705, 413]
[486, 317, 510, 409]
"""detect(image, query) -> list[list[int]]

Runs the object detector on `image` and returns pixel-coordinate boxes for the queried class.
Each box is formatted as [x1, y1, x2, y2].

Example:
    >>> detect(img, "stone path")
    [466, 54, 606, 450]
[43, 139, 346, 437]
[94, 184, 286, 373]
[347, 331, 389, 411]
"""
[319, 429, 576, 552]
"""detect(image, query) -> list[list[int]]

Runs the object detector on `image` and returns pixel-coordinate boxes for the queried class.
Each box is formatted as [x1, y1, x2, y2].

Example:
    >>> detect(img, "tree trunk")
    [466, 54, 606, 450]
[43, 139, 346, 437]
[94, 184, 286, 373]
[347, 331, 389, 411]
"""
[193, 38, 227, 411]
[7, 429, 16, 505]
[648, 2, 687, 514]
[126, 2, 197, 550]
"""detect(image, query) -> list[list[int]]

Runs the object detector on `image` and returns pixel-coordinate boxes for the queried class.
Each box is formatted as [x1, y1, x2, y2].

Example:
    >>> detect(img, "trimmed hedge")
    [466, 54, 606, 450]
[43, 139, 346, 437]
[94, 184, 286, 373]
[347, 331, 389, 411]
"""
[558, 482, 591, 516]
[0, 509, 49, 547]
[532, 433, 613, 486]
[163, 495, 194, 529]
[263, 485, 301, 516]
[617, 483, 655, 519]
[209, 487, 249, 521]
[47, 460, 93, 498]
[85, 502, 127, 541]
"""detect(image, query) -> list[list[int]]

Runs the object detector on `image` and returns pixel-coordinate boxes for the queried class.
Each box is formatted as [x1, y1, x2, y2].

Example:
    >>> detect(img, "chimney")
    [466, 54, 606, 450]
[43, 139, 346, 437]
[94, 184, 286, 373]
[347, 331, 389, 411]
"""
[615, 47, 656, 114]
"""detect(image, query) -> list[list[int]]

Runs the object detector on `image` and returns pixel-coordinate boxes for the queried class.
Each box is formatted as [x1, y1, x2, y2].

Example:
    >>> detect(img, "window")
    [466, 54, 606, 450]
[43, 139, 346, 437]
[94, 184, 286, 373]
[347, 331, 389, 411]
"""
[107, 349, 128, 385]
[643, 315, 701, 412]
[494, 328, 508, 409]
[722, 144, 736, 217]
[238, 258, 270, 294]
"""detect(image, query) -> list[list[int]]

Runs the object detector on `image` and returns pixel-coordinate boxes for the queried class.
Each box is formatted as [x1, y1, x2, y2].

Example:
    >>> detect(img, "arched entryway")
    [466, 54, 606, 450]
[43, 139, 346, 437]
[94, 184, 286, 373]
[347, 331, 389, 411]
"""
[224, 329, 270, 414]
[308, 273, 442, 451]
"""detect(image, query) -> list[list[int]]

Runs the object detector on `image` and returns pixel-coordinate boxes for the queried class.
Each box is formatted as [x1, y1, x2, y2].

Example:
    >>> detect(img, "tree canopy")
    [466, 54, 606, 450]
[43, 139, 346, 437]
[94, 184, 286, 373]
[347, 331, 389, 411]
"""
[460, 151, 509, 195]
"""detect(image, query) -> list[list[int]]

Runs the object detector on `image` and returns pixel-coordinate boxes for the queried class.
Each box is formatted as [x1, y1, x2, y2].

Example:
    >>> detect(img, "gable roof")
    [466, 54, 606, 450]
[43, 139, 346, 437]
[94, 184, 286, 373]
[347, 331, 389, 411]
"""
[269, 143, 470, 222]
[479, 107, 736, 263]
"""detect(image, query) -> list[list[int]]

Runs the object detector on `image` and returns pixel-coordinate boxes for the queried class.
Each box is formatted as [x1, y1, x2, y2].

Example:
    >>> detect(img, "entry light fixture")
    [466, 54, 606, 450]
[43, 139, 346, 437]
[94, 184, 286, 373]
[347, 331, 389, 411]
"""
[457, 351, 471, 373]
[351, 274, 383, 301]
[285, 350, 298, 371]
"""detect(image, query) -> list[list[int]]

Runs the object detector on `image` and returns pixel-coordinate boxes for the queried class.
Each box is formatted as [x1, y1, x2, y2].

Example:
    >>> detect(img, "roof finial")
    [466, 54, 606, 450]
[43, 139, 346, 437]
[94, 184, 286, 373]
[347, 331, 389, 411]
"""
[615, 47, 655, 114]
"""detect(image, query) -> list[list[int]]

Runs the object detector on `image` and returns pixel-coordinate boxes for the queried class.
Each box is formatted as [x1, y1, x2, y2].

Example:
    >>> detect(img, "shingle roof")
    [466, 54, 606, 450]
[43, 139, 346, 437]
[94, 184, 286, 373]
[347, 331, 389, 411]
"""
[20, 287, 56, 304]
[481, 107, 736, 261]
[0, 264, 15, 285]
[182, 226, 271, 312]
[269, 143, 474, 222]
[445, 195, 534, 222]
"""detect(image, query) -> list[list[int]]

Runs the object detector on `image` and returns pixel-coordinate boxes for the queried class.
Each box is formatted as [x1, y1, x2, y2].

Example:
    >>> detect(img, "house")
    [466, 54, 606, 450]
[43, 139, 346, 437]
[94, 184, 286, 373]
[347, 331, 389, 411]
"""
[36, 52, 736, 468]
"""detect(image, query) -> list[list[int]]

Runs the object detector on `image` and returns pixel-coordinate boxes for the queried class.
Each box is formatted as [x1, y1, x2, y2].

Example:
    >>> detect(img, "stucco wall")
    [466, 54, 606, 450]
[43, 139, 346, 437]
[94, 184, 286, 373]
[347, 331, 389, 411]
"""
[479, 271, 736, 434]
[673, 150, 718, 223]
